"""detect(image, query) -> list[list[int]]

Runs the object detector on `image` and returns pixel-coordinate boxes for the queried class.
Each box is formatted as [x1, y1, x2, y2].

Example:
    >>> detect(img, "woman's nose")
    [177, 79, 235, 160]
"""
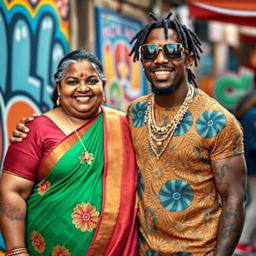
[78, 83, 90, 92]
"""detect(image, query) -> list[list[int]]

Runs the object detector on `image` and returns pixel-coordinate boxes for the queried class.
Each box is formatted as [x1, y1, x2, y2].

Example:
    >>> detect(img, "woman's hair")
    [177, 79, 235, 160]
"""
[52, 49, 106, 107]
[129, 12, 203, 87]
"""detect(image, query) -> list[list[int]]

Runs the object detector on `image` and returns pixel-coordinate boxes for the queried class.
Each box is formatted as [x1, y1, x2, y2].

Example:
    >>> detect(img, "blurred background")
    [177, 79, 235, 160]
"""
[0, 0, 256, 253]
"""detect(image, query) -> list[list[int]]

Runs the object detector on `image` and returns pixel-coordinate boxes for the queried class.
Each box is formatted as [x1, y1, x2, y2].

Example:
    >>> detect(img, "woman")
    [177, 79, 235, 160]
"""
[0, 49, 138, 256]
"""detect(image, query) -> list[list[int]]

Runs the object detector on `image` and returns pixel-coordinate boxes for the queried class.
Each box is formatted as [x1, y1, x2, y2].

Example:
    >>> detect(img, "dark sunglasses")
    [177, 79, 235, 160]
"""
[139, 43, 187, 61]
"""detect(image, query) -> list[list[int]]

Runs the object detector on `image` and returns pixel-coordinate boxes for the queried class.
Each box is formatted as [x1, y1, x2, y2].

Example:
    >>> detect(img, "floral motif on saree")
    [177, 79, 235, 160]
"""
[71, 202, 99, 232]
[52, 245, 71, 256]
[37, 179, 51, 195]
[31, 231, 46, 253]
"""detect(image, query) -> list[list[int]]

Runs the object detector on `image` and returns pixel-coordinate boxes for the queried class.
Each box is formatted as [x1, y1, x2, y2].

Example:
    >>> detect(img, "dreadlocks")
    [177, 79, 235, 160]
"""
[129, 12, 203, 87]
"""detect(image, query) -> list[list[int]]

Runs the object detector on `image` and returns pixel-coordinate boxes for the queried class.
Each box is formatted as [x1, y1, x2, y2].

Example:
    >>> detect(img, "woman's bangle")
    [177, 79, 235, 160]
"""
[5, 247, 28, 256]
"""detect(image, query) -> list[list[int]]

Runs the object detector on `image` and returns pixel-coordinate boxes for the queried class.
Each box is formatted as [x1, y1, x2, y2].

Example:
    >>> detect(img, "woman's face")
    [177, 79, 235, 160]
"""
[58, 59, 104, 120]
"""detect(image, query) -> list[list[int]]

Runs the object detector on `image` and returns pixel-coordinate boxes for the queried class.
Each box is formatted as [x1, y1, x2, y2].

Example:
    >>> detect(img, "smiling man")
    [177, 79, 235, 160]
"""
[127, 12, 247, 256]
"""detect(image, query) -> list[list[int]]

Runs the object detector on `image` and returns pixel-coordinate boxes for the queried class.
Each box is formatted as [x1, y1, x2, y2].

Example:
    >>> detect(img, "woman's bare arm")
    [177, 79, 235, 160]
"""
[0, 172, 34, 250]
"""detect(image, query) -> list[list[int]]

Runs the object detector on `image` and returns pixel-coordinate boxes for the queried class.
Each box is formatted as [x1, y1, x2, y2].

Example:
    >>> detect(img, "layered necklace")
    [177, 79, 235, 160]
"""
[66, 116, 94, 165]
[145, 84, 194, 159]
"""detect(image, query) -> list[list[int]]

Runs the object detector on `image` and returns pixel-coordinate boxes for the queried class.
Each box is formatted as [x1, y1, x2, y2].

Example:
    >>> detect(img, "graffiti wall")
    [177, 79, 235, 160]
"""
[95, 6, 147, 111]
[0, 0, 70, 168]
[198, 42, 255, 111]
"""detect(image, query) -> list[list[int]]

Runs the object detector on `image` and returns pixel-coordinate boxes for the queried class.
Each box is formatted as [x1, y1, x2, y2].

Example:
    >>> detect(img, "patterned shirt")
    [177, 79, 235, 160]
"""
[127, 89, 244, 256]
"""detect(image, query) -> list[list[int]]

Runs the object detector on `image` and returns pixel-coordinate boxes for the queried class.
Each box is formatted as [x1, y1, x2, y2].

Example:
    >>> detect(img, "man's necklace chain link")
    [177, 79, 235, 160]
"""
[145, 84, 194, 159]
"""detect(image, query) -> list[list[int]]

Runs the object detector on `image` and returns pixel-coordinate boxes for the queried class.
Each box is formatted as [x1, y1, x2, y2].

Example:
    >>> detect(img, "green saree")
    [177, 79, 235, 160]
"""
[25, 107, 138, 256]
[26, 114, 104, 255]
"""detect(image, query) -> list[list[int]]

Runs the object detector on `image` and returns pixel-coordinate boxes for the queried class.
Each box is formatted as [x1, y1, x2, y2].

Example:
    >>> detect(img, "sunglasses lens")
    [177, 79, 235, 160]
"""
[140, 44, 184, 61]
[140, 44, 158, 61]
[163, 44, 182, 59]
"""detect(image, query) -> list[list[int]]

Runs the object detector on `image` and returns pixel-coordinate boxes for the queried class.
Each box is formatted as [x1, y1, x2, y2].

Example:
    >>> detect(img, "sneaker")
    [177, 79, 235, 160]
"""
[235, 243, 255, 255]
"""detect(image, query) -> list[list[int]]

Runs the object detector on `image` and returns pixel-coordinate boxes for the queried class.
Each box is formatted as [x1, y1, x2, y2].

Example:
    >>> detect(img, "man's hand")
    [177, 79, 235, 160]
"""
[9, 113, 38, 143]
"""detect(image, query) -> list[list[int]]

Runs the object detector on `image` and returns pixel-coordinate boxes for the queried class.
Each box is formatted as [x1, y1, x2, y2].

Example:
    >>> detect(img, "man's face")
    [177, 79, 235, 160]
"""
[141, 28, 192, 95]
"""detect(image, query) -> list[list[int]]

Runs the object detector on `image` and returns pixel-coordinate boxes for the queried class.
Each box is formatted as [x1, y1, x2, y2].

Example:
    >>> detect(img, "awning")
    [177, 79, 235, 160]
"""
[187, 0, 256, 26]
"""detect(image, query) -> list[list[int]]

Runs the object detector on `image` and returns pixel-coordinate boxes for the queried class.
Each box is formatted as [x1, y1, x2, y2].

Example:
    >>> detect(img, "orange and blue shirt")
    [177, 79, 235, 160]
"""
[127, 89, 244, 256]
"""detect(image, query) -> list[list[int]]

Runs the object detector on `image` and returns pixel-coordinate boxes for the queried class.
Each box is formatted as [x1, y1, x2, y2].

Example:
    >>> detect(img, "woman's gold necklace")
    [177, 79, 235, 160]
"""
[145, 84, 194, 159]
[66, 116, 94, 165]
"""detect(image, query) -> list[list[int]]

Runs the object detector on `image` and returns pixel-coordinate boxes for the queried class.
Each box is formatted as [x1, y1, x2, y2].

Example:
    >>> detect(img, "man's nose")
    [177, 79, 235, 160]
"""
[154, 49, 168, 63]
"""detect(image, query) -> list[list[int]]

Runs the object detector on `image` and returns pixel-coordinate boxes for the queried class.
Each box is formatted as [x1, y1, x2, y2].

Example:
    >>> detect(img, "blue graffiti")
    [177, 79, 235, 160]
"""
[0, 10, 8, 92]
[0, 2, 69, 109]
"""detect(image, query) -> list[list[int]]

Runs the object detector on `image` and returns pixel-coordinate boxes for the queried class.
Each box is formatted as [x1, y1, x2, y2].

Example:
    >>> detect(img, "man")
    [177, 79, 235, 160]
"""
[126, 12, 247, 255]
[9, 12, 247, 256]
[234, 90, 256, 256]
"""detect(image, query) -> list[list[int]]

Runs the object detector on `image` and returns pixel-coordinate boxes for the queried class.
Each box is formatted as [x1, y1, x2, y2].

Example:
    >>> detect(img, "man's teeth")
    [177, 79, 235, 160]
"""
[155, 71, 170, 75]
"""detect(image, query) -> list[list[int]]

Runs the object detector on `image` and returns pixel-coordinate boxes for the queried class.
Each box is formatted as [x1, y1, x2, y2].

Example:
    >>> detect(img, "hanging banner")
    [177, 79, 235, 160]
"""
[95, 6, 147, 111]
[187, 0, 256, 26]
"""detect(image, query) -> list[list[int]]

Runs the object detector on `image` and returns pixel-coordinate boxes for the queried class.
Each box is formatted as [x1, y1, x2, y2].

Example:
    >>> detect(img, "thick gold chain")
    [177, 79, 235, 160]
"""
[145, 84, 194, 159]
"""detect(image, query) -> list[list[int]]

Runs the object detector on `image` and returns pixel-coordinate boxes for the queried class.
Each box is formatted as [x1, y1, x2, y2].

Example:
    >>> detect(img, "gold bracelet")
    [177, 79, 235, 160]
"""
[5, 247, 28, 256]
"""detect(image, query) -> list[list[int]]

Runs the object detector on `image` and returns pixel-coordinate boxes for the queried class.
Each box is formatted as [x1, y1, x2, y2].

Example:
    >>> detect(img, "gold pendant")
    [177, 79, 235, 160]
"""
[79, 151, 94, 165]
[157, 141, 162, 146]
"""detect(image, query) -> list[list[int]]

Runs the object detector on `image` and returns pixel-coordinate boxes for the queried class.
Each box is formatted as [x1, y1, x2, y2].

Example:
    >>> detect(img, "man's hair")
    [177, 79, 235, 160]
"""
[129, 12, 203, 87]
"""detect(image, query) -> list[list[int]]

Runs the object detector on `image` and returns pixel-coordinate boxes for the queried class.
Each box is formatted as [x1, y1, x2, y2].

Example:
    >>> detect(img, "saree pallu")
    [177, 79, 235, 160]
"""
[26, 107, 138, 256]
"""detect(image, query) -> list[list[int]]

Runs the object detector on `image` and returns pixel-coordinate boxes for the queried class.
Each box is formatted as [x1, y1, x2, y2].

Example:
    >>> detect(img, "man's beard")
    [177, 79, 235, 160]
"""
[151, 82, 178, 95]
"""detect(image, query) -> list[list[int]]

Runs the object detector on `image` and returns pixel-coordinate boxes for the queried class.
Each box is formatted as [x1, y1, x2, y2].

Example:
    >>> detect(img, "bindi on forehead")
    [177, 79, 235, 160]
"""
[78, 73, 85, 78]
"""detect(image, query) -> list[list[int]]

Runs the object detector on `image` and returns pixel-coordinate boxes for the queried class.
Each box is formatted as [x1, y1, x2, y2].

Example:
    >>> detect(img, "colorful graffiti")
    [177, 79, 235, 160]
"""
[95, 6, 147, 111]
[214, 67, 254, 110]
[0, 0, 70, 168]
[199, 67, 254, 111]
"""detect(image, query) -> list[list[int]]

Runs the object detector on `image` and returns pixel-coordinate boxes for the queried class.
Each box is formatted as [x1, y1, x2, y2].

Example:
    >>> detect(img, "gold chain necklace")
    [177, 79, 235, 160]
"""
[66, 116, 94, 165]
[145, 84, 194, 159]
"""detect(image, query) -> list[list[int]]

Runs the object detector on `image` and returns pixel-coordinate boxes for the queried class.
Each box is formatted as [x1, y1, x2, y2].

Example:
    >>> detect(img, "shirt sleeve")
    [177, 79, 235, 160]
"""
[3, 118, 44, 181]
[210, 113, 244, 160]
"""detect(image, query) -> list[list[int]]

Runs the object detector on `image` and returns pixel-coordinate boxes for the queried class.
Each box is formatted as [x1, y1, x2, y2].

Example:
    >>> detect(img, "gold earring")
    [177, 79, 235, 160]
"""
[56, 92, 60, 106]
[103, 96, 107, 104]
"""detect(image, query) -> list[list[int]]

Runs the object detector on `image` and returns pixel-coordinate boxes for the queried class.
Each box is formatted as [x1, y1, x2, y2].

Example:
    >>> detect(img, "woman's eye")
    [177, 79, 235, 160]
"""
[88, 79, 99, 85]
[67, 80, 78, 85]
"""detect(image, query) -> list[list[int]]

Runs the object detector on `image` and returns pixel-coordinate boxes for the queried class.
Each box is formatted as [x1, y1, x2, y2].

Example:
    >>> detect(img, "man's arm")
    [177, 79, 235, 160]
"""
[10, 115, 37, 143]
[212, 154, 247, 256]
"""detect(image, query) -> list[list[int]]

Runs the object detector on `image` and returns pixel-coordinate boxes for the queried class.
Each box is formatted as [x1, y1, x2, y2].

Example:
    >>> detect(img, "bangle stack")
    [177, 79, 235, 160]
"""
[5, 247, 28, 256]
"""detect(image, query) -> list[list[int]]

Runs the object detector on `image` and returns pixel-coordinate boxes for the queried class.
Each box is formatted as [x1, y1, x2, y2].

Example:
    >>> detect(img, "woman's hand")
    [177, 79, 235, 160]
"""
[10, 114, 38, 143]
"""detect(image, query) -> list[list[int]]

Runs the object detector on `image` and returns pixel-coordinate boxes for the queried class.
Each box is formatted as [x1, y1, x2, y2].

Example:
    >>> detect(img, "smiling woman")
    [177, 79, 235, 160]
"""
[0, 49, 138, 256]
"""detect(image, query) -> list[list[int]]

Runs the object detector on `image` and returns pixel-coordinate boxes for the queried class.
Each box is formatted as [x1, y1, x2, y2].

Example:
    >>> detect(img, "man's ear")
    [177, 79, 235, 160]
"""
[186, 54, 195, 69]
